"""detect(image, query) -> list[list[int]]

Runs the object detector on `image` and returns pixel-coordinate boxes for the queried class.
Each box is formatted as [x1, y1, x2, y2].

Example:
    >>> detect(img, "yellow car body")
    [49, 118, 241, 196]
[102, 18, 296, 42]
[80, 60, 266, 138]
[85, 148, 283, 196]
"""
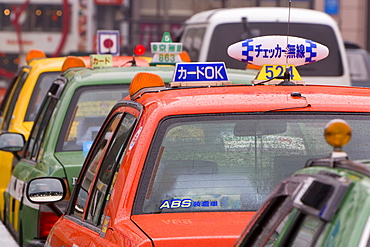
[0, 55, 66, 220]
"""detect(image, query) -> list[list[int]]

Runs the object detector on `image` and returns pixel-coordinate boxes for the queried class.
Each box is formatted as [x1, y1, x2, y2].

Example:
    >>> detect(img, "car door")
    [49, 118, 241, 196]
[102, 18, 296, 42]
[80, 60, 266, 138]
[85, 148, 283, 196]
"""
[4, 82, 60, 240]
[47, 105, 140, 246]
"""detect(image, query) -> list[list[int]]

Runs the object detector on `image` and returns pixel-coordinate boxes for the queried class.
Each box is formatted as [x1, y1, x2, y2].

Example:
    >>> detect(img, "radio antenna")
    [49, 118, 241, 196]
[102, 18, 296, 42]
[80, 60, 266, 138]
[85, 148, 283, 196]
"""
[280, 0, 294, 85]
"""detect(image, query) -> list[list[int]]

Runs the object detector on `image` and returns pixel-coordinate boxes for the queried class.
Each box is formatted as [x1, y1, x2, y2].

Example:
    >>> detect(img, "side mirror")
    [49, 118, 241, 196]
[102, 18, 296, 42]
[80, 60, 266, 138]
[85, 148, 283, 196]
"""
[0, 132, 25, 152]
[26, 177, 66, 204]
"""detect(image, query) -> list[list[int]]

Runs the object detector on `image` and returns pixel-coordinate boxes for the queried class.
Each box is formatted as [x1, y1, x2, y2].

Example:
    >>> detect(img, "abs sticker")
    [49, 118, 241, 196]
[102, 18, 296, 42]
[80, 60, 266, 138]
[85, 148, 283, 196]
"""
[159, 195, 242, 210]
[159, 199, 192, 209]
[129, 126, 142, 150]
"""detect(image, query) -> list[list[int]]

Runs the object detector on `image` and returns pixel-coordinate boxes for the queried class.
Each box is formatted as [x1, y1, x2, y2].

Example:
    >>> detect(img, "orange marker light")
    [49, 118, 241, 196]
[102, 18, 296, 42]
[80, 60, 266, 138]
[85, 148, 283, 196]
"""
[26, 50, 46, 63]
[61, 56, 86, 73]
[324, 119, 352, 149]
[179, 51, 191, 62]
[129, 72, 165, 97]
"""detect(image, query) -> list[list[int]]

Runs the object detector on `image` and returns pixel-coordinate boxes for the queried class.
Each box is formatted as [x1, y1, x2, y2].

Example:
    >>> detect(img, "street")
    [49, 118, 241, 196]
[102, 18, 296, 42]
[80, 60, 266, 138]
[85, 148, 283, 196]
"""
[0, 221, 18, 246]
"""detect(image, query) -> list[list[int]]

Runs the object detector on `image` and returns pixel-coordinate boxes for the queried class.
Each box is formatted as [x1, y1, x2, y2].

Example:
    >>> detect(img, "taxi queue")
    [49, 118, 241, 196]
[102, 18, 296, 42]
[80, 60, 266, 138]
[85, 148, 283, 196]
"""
[1, 32, 370, 246]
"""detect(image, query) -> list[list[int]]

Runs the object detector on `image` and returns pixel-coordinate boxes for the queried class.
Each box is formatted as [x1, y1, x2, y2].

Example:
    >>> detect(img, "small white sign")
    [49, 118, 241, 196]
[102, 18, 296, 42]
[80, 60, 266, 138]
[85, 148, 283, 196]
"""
[97, 30, 120, 56]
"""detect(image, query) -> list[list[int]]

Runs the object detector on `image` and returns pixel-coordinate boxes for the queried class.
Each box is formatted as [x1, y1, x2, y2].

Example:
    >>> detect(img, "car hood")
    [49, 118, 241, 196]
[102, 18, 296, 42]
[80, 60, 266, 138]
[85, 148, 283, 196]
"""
[131, 212, 254, 245]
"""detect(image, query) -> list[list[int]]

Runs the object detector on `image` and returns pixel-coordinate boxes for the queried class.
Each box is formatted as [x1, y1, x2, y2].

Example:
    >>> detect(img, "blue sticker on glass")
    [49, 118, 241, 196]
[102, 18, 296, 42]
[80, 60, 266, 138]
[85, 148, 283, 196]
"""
[83, 141, 94, 157]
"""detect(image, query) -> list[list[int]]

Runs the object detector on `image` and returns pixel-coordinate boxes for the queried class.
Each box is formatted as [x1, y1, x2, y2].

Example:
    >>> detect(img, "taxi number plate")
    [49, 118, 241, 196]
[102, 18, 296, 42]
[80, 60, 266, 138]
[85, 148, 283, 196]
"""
[256, 65, 302, 81]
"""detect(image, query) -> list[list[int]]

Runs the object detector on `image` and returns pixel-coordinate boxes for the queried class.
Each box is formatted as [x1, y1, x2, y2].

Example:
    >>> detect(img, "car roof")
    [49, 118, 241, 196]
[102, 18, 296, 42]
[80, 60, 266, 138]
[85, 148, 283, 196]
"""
[63, 66, 176, 85]
[63, 66, 255, 85]
[185, 7, 337, 26]
[131, 85, 370, 114]
[27, 56, 66, 70]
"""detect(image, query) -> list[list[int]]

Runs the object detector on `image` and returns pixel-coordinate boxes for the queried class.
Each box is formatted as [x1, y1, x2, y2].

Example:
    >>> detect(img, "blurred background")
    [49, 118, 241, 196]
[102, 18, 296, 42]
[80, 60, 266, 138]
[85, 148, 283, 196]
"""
[0, 0, 368, 87]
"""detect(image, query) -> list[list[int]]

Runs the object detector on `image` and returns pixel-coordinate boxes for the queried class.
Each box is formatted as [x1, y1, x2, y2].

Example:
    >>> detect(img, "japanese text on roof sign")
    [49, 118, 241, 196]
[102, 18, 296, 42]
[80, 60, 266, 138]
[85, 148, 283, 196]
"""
[89, 54, 113, 68]
[227, 35, 329, 67]
[243, 39, 318, 63]
[173, 62, 229, 82]
[92, 56, 111, 65]
[151, 43, 182, 54]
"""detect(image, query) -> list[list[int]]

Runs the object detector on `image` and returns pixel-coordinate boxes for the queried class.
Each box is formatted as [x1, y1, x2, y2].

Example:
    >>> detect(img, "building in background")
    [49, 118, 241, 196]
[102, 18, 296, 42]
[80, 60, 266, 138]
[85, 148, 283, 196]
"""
[0, 0, 368, 87]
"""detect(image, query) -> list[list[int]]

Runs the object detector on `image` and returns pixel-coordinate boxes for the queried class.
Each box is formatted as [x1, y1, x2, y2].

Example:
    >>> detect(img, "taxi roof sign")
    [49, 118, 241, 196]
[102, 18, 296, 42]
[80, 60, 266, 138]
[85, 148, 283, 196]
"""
[97, 30, 120, 56]
[90, 54, 113, 68]
[253, 64, 305, 85]
[151, 32, 183, 65]
[171, 62, 231, 87]
[228, 35, 329, 67]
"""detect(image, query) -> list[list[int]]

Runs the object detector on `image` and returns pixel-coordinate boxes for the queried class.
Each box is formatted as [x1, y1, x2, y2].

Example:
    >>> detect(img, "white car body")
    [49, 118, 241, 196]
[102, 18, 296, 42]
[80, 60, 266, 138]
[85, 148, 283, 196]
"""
[180, 7, 351, 86]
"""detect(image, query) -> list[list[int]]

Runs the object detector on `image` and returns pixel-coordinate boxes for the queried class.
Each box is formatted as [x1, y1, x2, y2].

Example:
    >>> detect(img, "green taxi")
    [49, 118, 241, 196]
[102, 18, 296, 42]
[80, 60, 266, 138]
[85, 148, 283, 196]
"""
[236, 119, 370, 247]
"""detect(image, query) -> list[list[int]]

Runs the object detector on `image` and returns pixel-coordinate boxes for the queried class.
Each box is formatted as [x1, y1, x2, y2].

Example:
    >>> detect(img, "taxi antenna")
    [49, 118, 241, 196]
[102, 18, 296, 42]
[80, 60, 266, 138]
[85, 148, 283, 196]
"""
[280, 0, 295, 85]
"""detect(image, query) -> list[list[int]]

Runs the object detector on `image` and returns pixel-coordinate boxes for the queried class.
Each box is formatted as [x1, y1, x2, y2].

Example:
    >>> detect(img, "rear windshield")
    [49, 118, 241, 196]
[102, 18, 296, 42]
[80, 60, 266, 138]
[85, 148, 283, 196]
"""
[183, 23, 343, 76]
[134, 113, 369, 214]
[57, 84, 129, 152]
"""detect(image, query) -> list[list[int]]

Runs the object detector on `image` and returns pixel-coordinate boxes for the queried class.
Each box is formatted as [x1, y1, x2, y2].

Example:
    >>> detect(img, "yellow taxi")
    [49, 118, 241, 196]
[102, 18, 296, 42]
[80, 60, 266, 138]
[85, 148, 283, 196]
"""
[0, 50, 150, 221]
[0, 50, 64, 220]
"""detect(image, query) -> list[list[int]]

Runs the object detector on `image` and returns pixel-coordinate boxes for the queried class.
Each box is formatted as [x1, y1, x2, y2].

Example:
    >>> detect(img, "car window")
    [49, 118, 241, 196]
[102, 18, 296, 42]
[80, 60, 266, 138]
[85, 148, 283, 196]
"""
[207, 22, 343, 76]
[24, 71, 60, 121]
[1, 69, 29, 130]
[0, 67, 27, 117]
[288, 214, 323, 247]
[85, 113, 136, 226]
[134, 113, 370, 214]
[23, 78, 65, 160]
[182, 27, 206, 62]
[23, 93, 58, 161]
[72, 113, 123, 219]
[57, 85, 129, 152]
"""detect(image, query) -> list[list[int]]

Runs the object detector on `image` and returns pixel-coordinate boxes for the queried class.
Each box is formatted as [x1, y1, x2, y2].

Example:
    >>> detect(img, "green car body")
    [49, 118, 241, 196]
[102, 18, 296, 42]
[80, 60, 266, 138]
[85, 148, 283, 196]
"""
[0, 63, 254, 247]
[236, 127, 370, 246]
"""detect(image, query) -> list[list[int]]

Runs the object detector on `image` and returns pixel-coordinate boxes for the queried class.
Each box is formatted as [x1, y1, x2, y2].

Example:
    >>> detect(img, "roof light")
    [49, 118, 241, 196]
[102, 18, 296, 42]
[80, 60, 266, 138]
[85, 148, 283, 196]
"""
[26, 49, 46, 63]
[227, 35, 330, 85]
[135, 45, 146, 56]
[228, 35, 329, 67]
[171, 62, 231, 87]
[61, 56, 86, 73]
[129, 72, 165, 98]
[89, 54, 113, 68]
[179, 51, 191, 62]
[150, 32, 183, 66]
[324, 119, 352, 150]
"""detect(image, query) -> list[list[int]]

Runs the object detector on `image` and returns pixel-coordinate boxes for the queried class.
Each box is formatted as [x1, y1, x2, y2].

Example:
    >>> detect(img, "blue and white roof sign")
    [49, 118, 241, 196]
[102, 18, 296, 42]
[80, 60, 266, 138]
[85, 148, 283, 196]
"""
[173, 62, 229, 82]
[227, 35, 329, 67]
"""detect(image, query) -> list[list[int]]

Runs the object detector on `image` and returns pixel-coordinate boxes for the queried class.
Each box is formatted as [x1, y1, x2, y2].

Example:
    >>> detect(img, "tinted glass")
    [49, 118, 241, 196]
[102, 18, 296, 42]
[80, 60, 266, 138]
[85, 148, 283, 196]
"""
[207, 23, 342, 76]
[72, 113, 123, 219]
[24, 71, 60, 121]
[134, 113, 370, 214]
[57, 84, 129, 152]
[86, 113, 136, 226]
[1, 70, 29, 130]
[182, 27, 206, 62]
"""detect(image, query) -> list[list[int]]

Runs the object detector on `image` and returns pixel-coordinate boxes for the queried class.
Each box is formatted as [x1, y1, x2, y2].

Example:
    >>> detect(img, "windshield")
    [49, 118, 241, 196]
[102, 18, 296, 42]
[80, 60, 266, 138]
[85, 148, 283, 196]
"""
[134, 113, 370, 214]
[57, 85, 129, 152]
[182, 22, 343, 76]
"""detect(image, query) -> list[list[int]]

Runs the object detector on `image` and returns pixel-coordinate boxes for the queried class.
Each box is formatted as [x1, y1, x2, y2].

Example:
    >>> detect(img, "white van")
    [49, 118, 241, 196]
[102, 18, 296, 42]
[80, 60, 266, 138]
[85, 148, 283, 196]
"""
[180, 7, 351, 86]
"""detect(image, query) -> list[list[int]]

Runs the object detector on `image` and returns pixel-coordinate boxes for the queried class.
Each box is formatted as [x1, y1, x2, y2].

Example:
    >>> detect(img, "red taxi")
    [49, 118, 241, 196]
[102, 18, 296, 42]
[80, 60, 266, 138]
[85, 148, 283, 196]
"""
[26, 60, 370, 246]
[26, 35, 370, 246]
